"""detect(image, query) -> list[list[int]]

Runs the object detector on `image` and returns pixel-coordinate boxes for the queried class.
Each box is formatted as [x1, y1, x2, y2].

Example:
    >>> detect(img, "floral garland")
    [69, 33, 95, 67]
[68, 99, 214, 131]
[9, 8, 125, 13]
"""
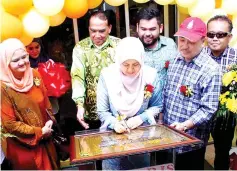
[144, 84, 154, 99]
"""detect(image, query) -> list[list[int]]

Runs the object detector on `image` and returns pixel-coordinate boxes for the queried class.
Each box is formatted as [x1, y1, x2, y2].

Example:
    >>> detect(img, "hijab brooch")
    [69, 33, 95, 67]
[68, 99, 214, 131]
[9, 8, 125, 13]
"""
[144, 84, 154, 99]
[34, 77, 41, 87]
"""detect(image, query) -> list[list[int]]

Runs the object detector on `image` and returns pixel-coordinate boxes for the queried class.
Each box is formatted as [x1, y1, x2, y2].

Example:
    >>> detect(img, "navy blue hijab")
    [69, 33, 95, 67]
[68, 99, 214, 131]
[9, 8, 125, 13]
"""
[28, 38, 50, 68]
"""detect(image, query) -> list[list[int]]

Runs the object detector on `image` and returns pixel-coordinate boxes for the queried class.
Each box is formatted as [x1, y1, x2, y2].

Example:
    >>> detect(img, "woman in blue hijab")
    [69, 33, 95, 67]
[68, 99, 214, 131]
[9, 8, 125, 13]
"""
[26, 38, 50, 68]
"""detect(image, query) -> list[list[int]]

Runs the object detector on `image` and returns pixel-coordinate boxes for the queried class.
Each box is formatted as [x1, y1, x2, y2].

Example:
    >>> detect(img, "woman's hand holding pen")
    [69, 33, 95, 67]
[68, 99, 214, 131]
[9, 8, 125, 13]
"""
[114, 121, 130, 133]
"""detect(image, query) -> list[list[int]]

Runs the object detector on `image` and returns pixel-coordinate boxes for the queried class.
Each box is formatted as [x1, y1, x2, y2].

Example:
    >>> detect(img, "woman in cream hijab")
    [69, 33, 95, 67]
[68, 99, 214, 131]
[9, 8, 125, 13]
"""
[97, 37, 163, 170]
[0, 38, 58, 170]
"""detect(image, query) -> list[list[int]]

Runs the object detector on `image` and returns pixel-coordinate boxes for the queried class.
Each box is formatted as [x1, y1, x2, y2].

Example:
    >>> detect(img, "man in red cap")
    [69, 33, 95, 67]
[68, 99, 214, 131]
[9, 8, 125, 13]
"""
[163, 17, 222, 169]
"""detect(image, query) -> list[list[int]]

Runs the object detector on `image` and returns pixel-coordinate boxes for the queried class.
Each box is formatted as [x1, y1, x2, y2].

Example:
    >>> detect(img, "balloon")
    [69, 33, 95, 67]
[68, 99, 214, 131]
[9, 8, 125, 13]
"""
[33, 0, 64, 16]
[215, 0, 222, 8]
[175, 0, 197, 8]
[202, 8, 228, 23]
[18, 29, 33, 46]
[230, 28, 237, 48]
[1, 0, 32, 15]
[154, 0, 174, 5]
[49, 11, 67, 27]
[0, 4, 5, 12]
[177, 5, 189, 14]
[222, 0, 237, 16]
[188, 0, 215, 19]
[63, 0, 88, 19]
[170, 0, 176, 4]
[104, 0, 127, 6]
[88, 0, 103, 9]
[133, 0, 149, 3]
[21, 8, 49, 38]
[233, 15, 237, 30]
[0, 11, 23, 41]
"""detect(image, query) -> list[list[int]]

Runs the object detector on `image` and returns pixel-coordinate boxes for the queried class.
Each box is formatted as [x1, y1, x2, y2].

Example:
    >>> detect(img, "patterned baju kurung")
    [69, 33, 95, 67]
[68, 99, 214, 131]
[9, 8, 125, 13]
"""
[1, 69, 58, 170]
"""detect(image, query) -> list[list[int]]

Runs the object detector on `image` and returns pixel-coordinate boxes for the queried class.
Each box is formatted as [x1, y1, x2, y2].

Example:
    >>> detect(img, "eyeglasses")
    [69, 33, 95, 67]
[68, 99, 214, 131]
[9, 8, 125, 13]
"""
[207, 32, 231, 39]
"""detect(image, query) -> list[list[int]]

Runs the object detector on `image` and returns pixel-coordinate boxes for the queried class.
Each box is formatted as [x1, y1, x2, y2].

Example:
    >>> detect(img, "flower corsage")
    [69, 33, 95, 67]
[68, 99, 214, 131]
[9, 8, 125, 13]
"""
[180, 85, 193, 97]
[165, 61, 170, 69]
[144, 84, 154, 99]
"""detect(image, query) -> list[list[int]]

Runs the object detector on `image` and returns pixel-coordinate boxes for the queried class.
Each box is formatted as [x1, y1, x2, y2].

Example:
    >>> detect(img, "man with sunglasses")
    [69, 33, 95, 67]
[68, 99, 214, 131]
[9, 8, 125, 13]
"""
[205, 15, 237, 170]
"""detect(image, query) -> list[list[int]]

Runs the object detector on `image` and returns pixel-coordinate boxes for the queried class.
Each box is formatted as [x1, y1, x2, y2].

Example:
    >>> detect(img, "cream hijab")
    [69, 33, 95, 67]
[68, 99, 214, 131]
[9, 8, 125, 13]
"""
[101, 37, 157, 118]
[0, 38, 33, 92]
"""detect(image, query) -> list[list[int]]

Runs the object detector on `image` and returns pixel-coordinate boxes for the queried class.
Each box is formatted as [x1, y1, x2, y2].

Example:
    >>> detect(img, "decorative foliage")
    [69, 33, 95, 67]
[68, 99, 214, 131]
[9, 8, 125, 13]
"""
[217, 64, 237, 119]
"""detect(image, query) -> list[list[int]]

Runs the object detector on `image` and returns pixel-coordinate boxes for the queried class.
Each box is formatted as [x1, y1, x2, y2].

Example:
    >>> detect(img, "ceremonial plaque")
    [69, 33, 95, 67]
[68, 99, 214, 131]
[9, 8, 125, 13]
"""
[70, 124, 201, 164]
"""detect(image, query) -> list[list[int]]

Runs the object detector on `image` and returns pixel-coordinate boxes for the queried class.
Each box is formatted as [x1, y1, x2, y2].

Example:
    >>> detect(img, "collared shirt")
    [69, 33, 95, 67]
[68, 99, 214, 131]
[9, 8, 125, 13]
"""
[205, 46, 237, 72]
[164, 49, 222, 153]
[71, 36, 120, 121]
[144, 36, 177, 82]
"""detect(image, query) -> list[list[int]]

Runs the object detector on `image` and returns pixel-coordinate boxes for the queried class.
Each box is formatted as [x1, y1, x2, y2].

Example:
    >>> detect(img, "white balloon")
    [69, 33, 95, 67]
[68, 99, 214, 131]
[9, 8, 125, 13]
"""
[33, 0, 64, 16]
[230, 28, 237, 48]
[188, 0, 215, 19]
[202, 8, 228, 23]
[222, 0, 237, 16]
[22, 8, 50, 38]
[175, 0, 197, 8]
[233, 15, 237, 29]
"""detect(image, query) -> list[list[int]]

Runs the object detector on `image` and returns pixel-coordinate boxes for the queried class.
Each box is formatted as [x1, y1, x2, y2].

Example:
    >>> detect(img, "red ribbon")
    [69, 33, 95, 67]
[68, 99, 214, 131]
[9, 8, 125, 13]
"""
[38, 60, 71, 97]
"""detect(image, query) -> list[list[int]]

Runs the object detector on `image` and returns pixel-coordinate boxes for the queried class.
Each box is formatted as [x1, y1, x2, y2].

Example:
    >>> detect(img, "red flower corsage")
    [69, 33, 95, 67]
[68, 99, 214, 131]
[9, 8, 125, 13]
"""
[165, 61, 170, 69]
[180, 85, 193, 97]
[144, 84, 154, 99]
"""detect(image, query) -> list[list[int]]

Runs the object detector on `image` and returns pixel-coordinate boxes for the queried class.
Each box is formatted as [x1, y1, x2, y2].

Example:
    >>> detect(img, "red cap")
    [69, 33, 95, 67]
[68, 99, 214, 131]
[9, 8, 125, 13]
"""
[174, 17, 207, 42]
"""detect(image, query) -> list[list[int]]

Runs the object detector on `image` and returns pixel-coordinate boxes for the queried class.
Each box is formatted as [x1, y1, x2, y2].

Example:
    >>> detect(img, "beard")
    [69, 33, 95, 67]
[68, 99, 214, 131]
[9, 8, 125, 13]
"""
[139, 36, 158, 48]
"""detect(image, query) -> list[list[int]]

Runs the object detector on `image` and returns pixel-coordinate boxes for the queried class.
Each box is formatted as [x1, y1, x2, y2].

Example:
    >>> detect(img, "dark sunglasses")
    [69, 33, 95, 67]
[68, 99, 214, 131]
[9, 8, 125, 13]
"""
[207, 32, 231, 39]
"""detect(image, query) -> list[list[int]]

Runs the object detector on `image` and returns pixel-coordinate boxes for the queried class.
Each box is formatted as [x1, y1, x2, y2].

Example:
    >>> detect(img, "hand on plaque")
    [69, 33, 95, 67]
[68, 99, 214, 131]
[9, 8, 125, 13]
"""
[114, 121, 127, 133]
[126, 115, 143, 129]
